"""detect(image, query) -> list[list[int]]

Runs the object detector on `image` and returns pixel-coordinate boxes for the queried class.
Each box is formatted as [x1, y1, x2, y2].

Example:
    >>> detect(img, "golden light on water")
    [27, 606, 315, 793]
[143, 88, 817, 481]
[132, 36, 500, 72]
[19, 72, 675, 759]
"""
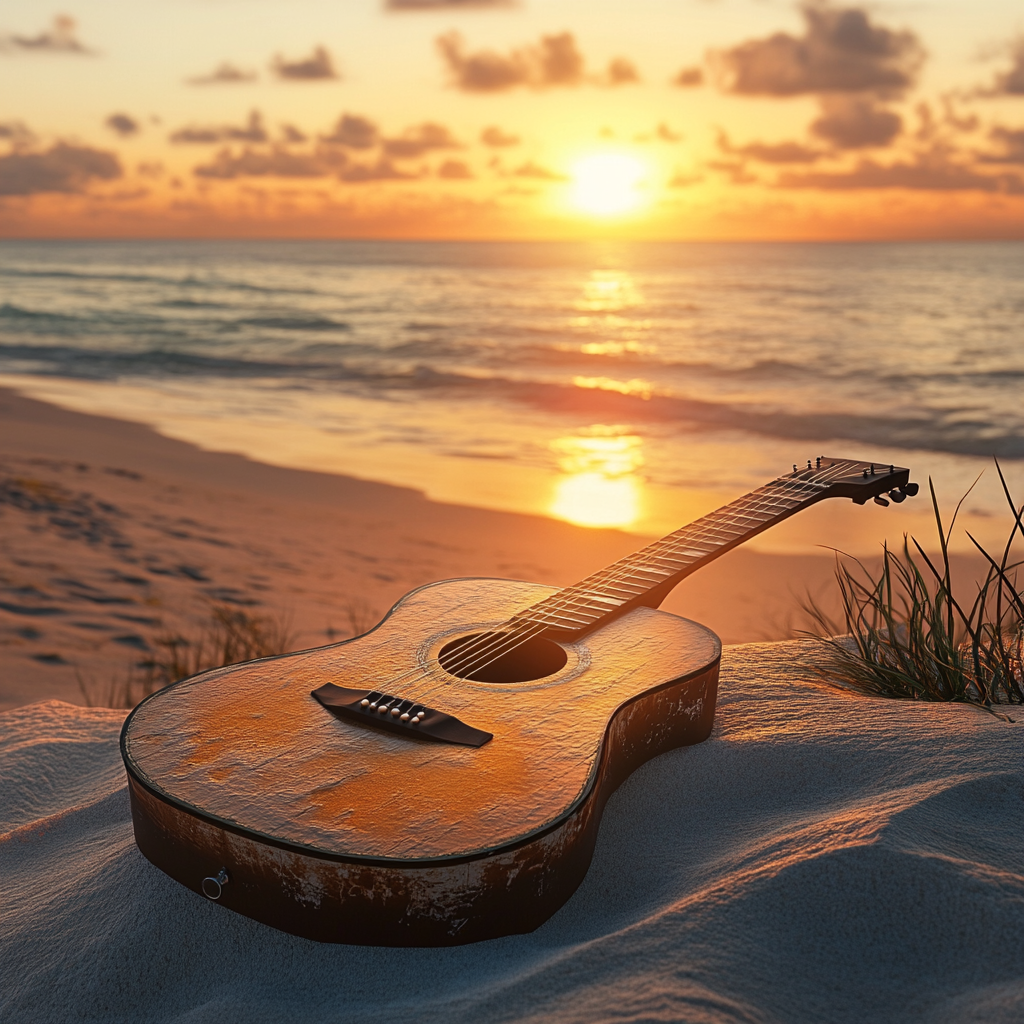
[549, 429, 644, 529]
[569, 154, 648, 217]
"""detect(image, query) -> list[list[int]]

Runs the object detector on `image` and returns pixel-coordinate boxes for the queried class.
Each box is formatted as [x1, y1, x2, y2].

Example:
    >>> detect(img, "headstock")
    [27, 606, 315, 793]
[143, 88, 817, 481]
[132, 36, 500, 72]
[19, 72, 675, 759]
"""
[786, 456, 918, 506]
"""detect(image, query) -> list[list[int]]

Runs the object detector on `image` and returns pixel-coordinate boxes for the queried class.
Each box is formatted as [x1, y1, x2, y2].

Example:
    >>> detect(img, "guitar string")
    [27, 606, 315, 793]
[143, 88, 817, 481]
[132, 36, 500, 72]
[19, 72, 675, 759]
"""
[356, 460, 862, 715]
[424, 457, 891, 698]
[362, 473, 832, 704]
[362, 461, 860, 714]
[427, 459, 860, 679]
[365, 461, 857, 713]
[361, 468, 855, 721]
[420, 461, 856, 689]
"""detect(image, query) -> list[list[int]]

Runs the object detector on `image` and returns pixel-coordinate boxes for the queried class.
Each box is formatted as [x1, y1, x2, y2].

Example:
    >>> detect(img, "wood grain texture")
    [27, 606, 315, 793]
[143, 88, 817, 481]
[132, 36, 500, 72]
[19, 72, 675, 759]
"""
[123, 577, 721, 862]
[124, 660, 719, 944]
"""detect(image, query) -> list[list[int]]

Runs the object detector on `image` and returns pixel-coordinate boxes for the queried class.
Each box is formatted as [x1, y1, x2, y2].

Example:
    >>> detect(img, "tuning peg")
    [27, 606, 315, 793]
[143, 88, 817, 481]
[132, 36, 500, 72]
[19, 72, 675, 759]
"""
[874, 495, 890, 507]
[903, 482, 920, 497]
[889, 489, 906, 503]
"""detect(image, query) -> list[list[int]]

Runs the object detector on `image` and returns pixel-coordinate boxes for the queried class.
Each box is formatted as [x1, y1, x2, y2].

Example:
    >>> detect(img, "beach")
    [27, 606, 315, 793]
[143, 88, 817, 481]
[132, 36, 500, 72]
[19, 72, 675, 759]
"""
[1, 383, 1022, 1024]
[0, 384, 866, 712]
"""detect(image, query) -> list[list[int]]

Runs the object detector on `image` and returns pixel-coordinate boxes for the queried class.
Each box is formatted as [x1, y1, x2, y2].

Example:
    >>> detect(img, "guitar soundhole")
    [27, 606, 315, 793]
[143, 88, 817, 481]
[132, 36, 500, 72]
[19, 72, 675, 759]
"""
[438, 632, 567, 684]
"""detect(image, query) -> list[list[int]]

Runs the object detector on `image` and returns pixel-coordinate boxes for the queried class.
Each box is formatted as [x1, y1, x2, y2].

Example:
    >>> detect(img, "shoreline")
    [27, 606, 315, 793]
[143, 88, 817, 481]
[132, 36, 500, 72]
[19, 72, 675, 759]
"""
[0, 384, 979, 711]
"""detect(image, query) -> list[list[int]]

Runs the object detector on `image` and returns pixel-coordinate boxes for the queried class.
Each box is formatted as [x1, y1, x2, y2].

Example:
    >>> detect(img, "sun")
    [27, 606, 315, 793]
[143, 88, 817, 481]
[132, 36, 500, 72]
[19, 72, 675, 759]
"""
[569, 153, 647, 217]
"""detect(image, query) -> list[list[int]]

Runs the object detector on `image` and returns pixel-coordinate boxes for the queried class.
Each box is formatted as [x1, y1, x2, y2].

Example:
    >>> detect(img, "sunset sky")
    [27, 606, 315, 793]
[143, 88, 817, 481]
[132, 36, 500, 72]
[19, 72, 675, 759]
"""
[2, 0, 1024, 239]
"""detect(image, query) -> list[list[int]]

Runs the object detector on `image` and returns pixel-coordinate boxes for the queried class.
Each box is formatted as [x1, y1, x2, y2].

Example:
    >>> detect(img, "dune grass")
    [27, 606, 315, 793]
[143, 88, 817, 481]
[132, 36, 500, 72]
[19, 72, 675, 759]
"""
[806, 464, 1023, 715]
[78, 603, 294, 708]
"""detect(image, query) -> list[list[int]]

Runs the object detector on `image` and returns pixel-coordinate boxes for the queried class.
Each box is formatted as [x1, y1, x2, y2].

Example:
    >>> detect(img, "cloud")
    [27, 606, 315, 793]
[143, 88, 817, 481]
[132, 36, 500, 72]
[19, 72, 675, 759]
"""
[193, 147, 331, 179]
[382, 122, 460, 158]
[999, 44, 1024, 96]
[512, 161, 567, 181]
[811, 96, 901, 148]
[1, 15, 93, 55]
[706, 159, 759, 185]
[778, 154, 1024, 192]
[634, 123, 684, 143]
[668, 171, 703, 188]
[170, 110, 268, 145]
[437, 159, 474, 179]
[339, 159, 418, 182]
[481, 126, 519, 147]
[437, 30, 603, 91]
[604, 58, 639, 86]
[672, 66, 703, 88]
[718, 131, 823, 164]
[105, 113, 139, 138]
[0, 142, 121, 195]
[321, 114, 379, 149]
[280, 124, 307, 144]
[271, 46, 338, 81]
[978, 39, 1024, 97]
[979, 127, 1024, 165]
[387, 0, 514, 7]
[0, 121, 35, 146]
[187, 62, 258, 86]
[713, 3, 924, 98]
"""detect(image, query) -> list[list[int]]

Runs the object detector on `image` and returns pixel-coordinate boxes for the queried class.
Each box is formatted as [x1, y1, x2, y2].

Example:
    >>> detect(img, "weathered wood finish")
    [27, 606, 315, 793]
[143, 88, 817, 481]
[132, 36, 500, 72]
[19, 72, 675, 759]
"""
[122, 577, 720, 944]
[125, 660, 717, 945]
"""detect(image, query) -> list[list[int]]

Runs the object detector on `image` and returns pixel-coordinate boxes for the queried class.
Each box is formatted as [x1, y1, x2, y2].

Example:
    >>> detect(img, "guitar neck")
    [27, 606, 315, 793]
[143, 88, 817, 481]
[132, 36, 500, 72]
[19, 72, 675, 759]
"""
[514, 471, 831, 636]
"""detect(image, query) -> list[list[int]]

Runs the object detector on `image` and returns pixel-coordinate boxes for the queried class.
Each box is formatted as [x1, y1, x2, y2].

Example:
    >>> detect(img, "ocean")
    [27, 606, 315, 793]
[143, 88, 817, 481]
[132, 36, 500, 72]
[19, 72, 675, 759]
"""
[2, 238, 1022, 552]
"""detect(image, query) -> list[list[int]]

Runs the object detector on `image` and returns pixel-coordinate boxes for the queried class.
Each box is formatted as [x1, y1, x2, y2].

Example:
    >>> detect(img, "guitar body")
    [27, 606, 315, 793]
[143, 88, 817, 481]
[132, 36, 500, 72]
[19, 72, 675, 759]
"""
[121, 576, 721, 946]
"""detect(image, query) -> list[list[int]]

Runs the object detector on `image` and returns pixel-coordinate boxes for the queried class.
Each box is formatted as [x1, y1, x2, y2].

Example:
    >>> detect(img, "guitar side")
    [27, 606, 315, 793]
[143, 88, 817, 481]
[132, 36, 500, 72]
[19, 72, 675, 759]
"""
[122, 577, 721, 945]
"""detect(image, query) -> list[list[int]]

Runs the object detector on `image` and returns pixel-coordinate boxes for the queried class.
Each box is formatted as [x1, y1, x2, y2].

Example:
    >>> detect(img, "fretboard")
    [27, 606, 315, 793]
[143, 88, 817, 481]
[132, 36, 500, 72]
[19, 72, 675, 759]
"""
[511, 472, 828, 635]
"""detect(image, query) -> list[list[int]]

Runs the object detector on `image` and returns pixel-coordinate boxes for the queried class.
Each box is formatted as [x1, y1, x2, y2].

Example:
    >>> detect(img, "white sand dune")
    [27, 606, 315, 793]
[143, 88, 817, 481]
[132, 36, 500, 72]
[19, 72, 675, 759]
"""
[2, 641, 1022, 1024]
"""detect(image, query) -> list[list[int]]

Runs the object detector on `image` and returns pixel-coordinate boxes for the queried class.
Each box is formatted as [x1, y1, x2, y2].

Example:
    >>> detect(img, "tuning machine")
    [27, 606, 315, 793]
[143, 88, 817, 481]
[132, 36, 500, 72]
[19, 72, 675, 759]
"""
[880, 481, 919, 506]
[874, 495, 890, 507]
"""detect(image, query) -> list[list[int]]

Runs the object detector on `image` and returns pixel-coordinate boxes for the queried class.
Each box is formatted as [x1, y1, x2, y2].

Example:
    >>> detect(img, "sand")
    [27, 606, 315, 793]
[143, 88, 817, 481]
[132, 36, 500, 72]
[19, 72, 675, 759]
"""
[2, 387, 1022, 1021]
[2, 643, 1022, 1023]
[0, 385, 872, 712]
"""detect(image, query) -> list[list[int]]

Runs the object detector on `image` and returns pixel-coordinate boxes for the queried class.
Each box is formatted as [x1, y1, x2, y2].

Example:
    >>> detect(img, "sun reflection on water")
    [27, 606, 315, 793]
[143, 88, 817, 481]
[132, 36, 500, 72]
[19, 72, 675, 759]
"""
[549, 428, 644, 529]
[575, 270, 641, 313]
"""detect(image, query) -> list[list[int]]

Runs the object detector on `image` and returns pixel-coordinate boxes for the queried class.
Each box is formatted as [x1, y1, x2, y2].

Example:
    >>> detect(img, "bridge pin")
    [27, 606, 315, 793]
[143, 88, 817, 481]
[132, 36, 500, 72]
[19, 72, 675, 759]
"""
[369, 703, 377, 709]
[360, 699, 370, 707]
[378, 706, 388, 714]
[400, 713, 410, 721]
[391, 708, 401, 717]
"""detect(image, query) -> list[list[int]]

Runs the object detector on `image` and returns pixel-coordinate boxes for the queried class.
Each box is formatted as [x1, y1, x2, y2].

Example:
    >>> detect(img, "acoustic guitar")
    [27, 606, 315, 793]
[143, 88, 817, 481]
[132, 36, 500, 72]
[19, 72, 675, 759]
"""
[120, 457, 915, 945]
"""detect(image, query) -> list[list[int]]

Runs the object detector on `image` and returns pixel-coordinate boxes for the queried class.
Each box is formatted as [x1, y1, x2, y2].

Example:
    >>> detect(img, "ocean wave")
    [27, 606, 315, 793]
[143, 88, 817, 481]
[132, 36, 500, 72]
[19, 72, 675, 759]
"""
[0, 267, 320, 297]
[157, 299, 229, 310]
[2, 239, 1022, 468]
[237, 316, 351, 332]
[0, 304, 82, 325]
[7, 334, 1018, 457]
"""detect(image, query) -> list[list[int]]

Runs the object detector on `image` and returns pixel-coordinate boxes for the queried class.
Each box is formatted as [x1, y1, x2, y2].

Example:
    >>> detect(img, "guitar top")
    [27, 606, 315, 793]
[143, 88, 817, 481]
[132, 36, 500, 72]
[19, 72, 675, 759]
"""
[123, 579, 720, 862]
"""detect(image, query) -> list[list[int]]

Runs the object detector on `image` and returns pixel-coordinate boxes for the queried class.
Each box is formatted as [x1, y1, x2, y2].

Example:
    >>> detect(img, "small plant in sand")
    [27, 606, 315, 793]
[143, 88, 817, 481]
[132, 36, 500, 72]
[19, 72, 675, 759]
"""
[78, 603, 294, 708]
[806, 464, 1024, 714]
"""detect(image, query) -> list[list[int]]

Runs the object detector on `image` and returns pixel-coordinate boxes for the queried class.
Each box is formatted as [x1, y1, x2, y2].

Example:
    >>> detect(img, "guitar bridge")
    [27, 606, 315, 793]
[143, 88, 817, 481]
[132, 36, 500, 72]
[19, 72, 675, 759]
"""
[311, 684, 492, 748]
